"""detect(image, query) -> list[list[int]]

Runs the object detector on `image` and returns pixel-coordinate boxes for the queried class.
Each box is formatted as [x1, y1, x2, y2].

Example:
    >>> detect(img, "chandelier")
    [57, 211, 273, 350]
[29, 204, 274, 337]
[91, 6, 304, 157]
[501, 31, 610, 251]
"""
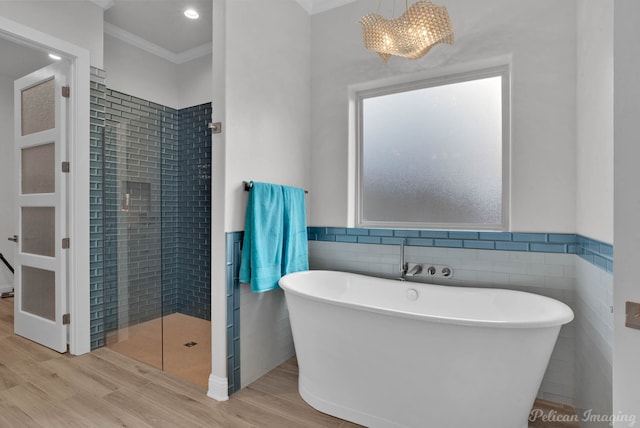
[359, 0, 454, 62]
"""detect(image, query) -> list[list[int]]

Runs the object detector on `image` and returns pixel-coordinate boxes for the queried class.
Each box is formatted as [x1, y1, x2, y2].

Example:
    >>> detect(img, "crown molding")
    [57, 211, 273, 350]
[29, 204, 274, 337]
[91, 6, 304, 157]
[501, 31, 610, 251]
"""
[176, 42, 213, 64]
[89, 0, 114, 10]
[308, 0, 357, 14]
[104, 22, 210, 64]
[294, 0, 313, 14]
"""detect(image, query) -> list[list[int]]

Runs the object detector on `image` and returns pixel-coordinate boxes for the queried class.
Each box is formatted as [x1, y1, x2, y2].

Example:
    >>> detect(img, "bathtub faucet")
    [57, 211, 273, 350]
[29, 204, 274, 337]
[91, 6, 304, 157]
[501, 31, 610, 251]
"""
[399, 239, 409, 281]
[406, 264, 423, 277]
[400, 240, 422, 280]
[399, 240, 405, 280]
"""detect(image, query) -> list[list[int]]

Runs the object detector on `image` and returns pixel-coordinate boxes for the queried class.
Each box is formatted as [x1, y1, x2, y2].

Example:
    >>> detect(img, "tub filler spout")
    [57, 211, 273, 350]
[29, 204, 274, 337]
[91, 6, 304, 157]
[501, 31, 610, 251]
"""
[405, 264, 422, 277]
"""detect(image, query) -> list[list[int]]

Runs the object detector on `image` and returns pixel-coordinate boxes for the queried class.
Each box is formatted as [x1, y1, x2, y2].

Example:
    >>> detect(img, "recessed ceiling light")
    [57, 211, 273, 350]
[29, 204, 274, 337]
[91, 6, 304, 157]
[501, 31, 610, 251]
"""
[48, 53, 62, 60]
[184, 9, 199, 19]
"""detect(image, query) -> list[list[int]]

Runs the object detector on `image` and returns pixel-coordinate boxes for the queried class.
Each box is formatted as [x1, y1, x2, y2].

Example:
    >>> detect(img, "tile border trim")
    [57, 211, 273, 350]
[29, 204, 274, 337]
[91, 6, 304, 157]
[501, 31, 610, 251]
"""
[307, 228, 613, 273]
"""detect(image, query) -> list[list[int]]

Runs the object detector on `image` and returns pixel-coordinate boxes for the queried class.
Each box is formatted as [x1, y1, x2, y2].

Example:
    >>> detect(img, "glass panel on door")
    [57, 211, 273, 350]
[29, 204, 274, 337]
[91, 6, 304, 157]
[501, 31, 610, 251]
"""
[21, 78, 56, 136]
[22, 143, 55, 194]
[21, 266, 55, 321]
[21, 207, 55, 257]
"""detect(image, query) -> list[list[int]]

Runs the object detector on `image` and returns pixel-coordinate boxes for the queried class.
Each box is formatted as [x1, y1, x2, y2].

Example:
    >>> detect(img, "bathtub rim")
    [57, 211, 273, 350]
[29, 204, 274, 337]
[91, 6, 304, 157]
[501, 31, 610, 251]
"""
[279, 270, 574, 329]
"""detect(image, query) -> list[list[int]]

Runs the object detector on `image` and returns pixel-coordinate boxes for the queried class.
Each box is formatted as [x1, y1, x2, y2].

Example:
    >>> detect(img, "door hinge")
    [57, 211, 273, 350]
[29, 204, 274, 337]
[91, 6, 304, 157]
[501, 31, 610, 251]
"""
[62, 313, 70, 325]
[62, 161, 70, 173]
[62, 238, 70, 249]
[62, 86, 70, 98]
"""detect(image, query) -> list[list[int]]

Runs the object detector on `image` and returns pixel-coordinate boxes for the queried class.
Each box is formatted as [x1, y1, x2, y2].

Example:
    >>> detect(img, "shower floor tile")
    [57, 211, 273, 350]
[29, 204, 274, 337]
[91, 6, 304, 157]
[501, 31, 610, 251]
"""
[107, 313, 211, 388]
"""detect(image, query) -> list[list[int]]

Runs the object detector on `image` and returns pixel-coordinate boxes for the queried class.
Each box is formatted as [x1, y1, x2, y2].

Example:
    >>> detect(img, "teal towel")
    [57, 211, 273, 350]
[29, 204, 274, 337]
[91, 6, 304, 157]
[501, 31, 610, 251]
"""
[239, 182, 308, 293]
[282, 186, 309, 276]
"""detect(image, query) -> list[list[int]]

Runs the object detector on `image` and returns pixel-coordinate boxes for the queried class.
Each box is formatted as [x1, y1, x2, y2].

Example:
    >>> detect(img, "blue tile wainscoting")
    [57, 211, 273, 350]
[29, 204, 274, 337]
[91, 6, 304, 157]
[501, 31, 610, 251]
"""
[308, 227, 613, 273]
[226, 232, 243, 395]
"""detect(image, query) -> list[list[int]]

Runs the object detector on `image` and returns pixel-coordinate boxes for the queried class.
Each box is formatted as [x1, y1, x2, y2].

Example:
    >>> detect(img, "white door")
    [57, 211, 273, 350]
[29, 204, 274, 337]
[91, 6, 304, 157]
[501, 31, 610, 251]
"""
[12, 62, 69, 353]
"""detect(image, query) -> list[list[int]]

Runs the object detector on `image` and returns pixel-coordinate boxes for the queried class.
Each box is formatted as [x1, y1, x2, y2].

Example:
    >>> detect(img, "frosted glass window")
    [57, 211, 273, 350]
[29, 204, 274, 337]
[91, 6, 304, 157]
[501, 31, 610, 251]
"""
[357, 67, 509, 229]
[22, 143, 55, 194]
[21, 78, 55, 136]
[22, 207, 55, 257]
[22, 266, 55, 321]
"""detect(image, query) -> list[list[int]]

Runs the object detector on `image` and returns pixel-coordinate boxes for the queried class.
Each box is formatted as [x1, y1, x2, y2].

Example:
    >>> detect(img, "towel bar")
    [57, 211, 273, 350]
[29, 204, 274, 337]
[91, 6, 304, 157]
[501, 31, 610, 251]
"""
[244, 181, 308, 194]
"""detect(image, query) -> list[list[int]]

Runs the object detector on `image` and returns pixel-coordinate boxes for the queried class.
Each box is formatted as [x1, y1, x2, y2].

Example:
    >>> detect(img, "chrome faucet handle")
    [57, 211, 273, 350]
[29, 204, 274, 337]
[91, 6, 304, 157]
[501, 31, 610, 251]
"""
[406, 264, 423, 277]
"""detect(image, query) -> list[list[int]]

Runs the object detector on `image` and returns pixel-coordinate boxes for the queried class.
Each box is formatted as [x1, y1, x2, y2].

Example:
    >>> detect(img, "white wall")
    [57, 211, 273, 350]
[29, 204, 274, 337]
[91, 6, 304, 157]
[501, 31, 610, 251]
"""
[177, 54, 213, 109]
[222, 0, 311, 387]
[104, 34, 212, 110]
[574, 0, 614, 421]
[225, 1, 311, 232]
[576, 0, 613, 244]
[209, 0, 227, 400]
[0, 74, 14, 291]
[104, 34, 178, 107]
[613, 0, 640, 424]
[310, 0, 577, 232]
[0, 1, 103, 68]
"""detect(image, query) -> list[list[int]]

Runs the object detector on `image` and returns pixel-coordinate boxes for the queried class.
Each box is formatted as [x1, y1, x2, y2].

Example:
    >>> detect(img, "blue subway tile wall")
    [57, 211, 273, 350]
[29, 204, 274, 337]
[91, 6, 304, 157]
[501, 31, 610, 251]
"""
[90, 85, 214, 349]
[177, 104, 212, 320]
[161, 104, 180, 318]
[576, 235, 614, 273]
[89, 68, 107, 349]
[102, 89, 178, 330]
[308, 228, 613, 273]
[226, 232, 243, 395]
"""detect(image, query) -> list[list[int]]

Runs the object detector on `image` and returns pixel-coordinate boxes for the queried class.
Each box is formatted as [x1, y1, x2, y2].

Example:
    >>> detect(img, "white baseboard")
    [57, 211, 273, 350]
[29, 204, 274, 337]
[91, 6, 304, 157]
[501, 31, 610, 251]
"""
[207, 374, 229, 402]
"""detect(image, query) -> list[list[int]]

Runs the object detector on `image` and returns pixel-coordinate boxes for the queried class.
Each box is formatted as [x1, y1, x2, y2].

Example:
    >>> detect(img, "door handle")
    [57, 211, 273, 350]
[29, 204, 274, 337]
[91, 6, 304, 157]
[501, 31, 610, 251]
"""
[7, 235, 18, 243]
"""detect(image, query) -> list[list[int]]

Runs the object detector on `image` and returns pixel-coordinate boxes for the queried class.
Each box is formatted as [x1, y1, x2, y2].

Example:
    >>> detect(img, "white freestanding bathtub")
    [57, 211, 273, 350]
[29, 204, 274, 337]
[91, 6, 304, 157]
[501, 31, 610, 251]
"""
[279, 270, 574, 428]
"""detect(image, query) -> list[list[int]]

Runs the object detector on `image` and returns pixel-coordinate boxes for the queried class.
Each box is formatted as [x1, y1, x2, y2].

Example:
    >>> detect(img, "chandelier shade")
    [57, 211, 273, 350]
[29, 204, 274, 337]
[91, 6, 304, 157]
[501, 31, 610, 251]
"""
[359, 0, 454, 62]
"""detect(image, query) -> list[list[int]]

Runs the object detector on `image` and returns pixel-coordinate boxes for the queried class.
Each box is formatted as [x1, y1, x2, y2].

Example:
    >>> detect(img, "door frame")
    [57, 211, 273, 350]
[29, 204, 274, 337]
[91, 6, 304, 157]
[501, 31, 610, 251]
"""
[0, 16, 90, 355]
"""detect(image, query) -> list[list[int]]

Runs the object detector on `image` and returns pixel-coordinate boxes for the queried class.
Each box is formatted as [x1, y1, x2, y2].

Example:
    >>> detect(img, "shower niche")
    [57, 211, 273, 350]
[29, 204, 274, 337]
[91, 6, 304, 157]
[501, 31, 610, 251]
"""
[121, 181, 151, 214]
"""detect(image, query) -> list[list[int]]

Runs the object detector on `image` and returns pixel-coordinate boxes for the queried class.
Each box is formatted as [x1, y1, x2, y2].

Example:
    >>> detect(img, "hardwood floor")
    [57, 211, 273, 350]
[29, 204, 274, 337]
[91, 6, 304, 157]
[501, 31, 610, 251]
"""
[0, 297, 576, 427]
[0, 297, 352, 427]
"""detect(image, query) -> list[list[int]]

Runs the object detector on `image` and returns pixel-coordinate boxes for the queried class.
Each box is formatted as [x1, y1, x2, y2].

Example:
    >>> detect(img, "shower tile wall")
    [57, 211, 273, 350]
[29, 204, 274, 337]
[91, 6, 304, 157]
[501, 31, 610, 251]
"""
[177, 104, 212, 320]
[88, 72, 212, 349]
[102, 89, 179, 330]
[89, 67, 107, 348]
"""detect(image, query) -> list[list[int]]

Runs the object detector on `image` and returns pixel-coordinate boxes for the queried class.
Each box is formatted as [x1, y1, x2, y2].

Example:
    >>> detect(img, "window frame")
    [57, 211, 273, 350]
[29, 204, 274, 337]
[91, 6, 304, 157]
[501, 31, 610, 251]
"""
[355, 64, 511, 230]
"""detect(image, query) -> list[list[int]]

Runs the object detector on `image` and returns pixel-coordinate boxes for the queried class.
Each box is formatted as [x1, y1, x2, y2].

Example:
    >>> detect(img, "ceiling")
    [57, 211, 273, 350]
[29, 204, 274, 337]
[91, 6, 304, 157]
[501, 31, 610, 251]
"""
[99, 0, 357, 63]
[103, 0, 213, 62]
[0, 0, 358, 78]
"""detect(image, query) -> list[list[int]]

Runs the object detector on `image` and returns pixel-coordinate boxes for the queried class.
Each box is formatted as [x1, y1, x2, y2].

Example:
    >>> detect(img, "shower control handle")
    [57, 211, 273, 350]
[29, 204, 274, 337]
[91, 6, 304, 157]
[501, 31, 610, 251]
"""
[7, 235, 18, 243]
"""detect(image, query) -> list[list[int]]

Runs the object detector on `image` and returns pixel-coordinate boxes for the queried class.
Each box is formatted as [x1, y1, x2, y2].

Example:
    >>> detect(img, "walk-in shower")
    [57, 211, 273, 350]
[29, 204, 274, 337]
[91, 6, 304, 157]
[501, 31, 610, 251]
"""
[94, 84, 212, 387]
